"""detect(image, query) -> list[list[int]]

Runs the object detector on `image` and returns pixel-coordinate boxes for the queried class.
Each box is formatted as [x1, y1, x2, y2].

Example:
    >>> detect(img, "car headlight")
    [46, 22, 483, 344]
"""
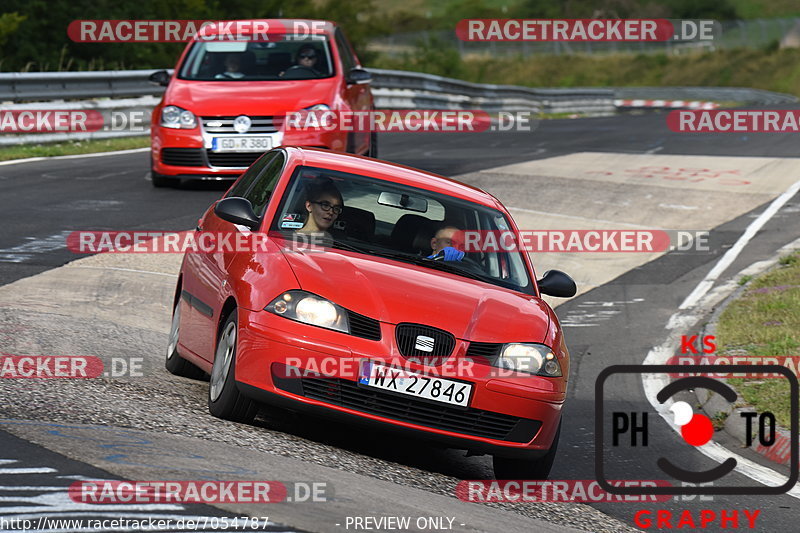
[161, 105, 197, 129]
[497, 343, 562, 377]
[303, 104, 333, 128]
[265, 290, 350, 334]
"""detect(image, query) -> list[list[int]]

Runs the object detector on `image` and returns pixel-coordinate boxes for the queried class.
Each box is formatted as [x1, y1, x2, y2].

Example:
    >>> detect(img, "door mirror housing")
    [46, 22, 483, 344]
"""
[214, 197, 260, 230]
[537, 270, 577, 298]
[148, 70, 171, 87]
[346, 68, 372, 85]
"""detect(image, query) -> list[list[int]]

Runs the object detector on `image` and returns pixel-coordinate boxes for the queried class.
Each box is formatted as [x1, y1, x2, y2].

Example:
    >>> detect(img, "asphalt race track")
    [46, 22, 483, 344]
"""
[1, 110, 799, 532]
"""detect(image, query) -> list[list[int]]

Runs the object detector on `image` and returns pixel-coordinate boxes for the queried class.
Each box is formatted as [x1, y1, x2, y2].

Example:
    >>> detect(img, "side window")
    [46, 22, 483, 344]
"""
[226, 152, 277, 199]
[335, 29, 357, 73]
[245, 152, 286, 216]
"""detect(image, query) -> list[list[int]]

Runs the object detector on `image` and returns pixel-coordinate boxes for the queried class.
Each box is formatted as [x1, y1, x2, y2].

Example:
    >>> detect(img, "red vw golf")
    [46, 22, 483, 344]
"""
[149, 20, 374, 187]
[166, 147, 576, 479]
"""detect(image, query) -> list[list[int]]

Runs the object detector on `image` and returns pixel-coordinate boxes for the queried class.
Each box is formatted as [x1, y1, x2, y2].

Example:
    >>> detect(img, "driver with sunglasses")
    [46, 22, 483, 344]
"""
[280, 44, 321, 78]
[294, 44, 320, 72]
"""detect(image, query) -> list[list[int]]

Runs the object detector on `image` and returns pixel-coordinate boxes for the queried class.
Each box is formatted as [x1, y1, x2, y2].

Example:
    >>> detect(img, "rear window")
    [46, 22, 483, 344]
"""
[178, 35, 334, 81]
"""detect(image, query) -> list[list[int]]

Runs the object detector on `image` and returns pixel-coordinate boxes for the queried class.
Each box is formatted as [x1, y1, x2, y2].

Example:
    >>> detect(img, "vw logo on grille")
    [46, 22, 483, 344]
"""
[233, 115, 252, 134]
[414, 335, 435, 353]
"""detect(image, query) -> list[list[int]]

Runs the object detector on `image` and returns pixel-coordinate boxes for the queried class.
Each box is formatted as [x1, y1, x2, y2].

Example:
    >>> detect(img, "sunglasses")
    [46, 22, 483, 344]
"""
[299, 54, 317, 59]
[310, 201, 342, 214]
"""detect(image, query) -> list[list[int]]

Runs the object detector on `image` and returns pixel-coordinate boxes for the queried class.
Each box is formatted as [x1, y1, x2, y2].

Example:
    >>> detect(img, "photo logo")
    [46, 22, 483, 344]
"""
[595, 364, 798, 495]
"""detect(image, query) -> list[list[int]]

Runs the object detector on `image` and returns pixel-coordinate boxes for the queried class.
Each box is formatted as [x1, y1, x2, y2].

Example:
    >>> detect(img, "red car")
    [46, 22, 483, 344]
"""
[166, 147, 576, 479]
[149, 19, 375, 187]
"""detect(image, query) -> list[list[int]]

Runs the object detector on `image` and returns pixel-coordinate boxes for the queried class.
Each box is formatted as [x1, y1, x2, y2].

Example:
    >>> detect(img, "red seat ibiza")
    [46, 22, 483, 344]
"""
[166, 147, 576, 479]
[149, 20, 374, 187]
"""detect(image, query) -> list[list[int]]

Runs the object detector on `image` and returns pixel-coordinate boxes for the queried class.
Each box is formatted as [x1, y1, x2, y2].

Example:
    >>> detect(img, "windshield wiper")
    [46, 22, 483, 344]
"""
[330, 239, 370, 253]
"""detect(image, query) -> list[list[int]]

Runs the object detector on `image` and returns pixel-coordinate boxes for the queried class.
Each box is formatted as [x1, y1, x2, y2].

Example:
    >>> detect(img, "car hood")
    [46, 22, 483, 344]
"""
[165, 79, 337, 115]
[281, 250, 550, 342]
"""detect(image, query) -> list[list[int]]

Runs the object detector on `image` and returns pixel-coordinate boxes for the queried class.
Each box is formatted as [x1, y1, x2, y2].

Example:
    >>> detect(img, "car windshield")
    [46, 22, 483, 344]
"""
[178, 35, 334, 81]
[270, 165, 535, 294]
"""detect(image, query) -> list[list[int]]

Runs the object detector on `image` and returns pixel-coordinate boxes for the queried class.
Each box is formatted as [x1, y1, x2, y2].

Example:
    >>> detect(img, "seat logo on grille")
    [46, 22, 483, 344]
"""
[233, 115, 252, 134]
[414, 335, 435, 353]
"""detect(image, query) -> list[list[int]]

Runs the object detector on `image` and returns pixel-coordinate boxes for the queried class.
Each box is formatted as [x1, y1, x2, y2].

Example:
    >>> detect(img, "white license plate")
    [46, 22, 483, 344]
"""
[359, 361, 472, 407]
[211, 136, 273, 152]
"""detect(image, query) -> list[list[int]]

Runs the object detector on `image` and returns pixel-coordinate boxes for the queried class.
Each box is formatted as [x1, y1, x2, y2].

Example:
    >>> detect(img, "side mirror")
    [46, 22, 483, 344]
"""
[346, 68, 372, 85]
[148, 70, 171, 87]
[537, 270, 577, 298]
[214, 197, 260, 230]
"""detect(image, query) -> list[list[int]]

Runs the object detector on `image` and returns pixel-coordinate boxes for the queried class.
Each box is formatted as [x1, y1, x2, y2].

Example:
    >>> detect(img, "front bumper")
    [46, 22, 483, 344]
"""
[151, 126, 345, 178]
[235, 308, 565, 458]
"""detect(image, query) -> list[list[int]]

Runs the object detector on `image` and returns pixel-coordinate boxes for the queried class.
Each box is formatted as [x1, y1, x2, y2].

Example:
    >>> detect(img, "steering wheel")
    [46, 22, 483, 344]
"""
[281, 65, 320, 79]
[459, 254, 485, 272]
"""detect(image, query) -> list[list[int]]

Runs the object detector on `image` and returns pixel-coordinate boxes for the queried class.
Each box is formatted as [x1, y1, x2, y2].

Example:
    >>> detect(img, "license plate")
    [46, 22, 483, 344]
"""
[359, 361, 472, 407]
[211, 136, 273, 152]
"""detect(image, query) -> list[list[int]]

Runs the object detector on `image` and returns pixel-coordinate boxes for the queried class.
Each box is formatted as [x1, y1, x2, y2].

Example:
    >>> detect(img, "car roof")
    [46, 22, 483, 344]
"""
[195, 19, 336, 39]
[286, 147, 502, 209]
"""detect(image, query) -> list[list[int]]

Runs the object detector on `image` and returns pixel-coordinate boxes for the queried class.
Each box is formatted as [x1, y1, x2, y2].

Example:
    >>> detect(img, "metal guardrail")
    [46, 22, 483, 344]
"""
[0, 68, 616, 113]
[370, 68, 614, 115]
[0, 71, 164, 101]
[0, 68, 616, 145]
[0, 68, 796, 146]
[1, 68, 793, 107]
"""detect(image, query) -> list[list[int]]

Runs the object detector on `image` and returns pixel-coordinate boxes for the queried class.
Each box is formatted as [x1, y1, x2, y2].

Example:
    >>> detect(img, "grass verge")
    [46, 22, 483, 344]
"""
[717, 251, 800, 428]
[373, 46, 800, 97]
[0, 136, 149, 162]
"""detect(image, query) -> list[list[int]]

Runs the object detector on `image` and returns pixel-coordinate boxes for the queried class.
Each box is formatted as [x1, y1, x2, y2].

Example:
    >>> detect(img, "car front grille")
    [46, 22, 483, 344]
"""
[201, 116, 279, 134]
[347, 310, 381, 340]
[206, 151, 264, 168]
[395, 323, 455, 366]
[161, 148, 205, 167]
[291, 375, 541, 443]
[465, 341, 503, 365]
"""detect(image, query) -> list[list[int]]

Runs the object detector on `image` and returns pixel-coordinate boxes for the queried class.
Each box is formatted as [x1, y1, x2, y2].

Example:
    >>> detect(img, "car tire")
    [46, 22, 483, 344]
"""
[151, 172, 172, 188]
[164, 300, 206, 379]
[492, 419, 561, 480]
[208, 310, 258, 423]
[368, 131, 378, 158]
[151, 155, 173, 188]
